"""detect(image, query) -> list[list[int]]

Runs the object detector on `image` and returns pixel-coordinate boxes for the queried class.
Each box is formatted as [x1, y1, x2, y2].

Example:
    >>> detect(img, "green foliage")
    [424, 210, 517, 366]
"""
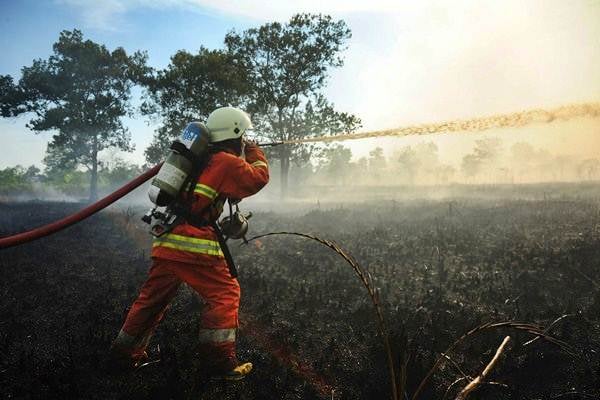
[225, 13, 361, 194]
[31, 159, 142, 197]
[141, 48, 247, 163]
[99, 158, 142, 184]
[317, 144, 353, 184]
[0, 75, 27, 117]
[7, 29, 149, 200]
[0, 165, 40, 195]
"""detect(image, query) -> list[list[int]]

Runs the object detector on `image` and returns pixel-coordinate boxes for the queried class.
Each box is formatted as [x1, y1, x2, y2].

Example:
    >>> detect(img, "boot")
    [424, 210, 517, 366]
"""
[209, 362, 253, 381]
[108, 342, 149, 371]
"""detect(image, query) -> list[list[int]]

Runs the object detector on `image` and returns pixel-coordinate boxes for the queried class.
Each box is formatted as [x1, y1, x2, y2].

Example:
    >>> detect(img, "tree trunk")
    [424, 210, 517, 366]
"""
[90, 135, 98, 202]
[280, 148, 290, 199]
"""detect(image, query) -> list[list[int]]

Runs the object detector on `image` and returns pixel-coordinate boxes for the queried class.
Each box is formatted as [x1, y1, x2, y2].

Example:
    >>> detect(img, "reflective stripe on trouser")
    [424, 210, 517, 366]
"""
[153, 233, 224, 257]
[114, 258, 240, 366]
[198, 328, 236, 343]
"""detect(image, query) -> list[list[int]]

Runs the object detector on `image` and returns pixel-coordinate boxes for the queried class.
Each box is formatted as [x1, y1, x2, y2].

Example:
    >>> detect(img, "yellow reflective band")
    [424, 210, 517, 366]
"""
[153, 233, 223, 257]
[158, 233, 218, 245]
[250, 160, 268, 169]
[194, 183, 218, 200]
[198, 328, 236, 343]
[152, 241, 224, 256]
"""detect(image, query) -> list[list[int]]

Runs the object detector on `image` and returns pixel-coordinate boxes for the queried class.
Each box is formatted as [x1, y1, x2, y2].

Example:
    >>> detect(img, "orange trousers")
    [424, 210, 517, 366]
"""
[114, 257, 240, 371]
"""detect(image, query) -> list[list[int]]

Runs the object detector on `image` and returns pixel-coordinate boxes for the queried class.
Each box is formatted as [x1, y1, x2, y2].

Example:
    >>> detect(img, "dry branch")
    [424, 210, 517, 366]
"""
[411, 321, 576, 400]
[523, 314, 574, 347]
[245, 231, 400, 400]
[454, 336, 511, 400]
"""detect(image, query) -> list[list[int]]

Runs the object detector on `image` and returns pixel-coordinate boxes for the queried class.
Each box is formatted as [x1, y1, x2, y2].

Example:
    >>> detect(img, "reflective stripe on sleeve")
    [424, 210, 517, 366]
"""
[198, 328, 236, 343]
[250, 160, 268, 169]
[153, 233, 223, 257]
[194, 183, 218, 200]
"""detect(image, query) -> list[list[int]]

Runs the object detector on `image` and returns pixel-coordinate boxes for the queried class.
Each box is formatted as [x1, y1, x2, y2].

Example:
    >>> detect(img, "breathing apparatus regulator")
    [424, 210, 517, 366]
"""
[219, 200, 252, 242]
[142, 107, 254, 240]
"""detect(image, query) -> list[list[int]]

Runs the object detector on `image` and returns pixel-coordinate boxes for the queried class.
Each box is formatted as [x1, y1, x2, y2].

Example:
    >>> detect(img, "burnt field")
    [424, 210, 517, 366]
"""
[1, 192, 600, 399]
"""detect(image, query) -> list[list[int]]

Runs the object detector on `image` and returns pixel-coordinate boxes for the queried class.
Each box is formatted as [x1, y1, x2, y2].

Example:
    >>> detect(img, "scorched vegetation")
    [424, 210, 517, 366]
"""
[1, 190, 599, 399]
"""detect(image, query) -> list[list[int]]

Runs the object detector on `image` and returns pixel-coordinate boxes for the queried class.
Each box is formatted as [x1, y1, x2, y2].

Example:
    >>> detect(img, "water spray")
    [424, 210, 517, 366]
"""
[258, 102, 600, 147]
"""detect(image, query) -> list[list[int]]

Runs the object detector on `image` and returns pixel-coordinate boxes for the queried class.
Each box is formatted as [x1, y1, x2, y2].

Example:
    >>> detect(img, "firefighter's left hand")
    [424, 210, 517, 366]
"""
[243, 138, 258, 148]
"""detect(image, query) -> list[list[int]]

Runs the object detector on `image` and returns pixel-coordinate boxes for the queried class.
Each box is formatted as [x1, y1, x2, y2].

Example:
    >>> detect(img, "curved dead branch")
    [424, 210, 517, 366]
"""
[245, 231, 400, 400]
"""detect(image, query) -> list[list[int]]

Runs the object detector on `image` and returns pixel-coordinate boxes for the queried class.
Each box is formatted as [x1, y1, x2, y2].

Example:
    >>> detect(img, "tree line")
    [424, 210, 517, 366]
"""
[0, 14, 360, 201]
[303, 138, 600, 187]
[2, 15, 598, 201]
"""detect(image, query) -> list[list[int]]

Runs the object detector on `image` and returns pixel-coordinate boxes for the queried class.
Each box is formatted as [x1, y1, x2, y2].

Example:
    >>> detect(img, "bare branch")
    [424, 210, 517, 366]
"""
[454, 336, 511, 400]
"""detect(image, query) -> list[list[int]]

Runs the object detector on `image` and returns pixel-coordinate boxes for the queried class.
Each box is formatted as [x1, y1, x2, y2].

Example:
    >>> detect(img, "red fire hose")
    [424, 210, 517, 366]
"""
[0, 164, 162, 249]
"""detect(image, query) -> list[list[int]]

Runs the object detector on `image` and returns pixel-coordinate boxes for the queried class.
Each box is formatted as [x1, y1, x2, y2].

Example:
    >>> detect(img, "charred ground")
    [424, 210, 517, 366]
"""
[1, 188, 600, 399]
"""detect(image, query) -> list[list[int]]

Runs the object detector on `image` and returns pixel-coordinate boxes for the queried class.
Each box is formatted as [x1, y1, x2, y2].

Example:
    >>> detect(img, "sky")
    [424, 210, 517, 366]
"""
[1, 0, 599, 169]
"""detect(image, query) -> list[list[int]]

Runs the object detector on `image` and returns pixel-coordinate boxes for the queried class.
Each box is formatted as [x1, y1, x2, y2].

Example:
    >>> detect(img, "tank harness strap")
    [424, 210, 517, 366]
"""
[170, 141, 200, 165]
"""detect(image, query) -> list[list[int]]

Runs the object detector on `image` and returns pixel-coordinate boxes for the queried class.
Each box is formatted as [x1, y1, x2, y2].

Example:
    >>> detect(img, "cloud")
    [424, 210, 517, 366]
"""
[57, 0, 403, 31]
[184, 0, 401, 20]
[57, 0, 129, 31]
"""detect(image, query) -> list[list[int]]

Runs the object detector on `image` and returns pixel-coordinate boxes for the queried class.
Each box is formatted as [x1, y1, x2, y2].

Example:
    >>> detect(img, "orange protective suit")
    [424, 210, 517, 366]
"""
[113, 143, 268, 372]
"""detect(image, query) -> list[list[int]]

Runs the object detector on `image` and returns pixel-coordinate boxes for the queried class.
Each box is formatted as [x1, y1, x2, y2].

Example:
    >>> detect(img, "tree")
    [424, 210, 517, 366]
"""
[0, 75, 27, 117]
[461, 153, 482, 180]
[473, 137, 503, 165]
[367, 147, 387, 182]
[0, 165, 39, 195]
[225, 13, 361, 197]
[434, 164, 456, 184]
[100, 158, 142, 186]
[395, 147, 420, 184]
[318, 144, 352, 185]
[394, 142, 440, 184]
[461, 137, 503, 181]
[141, 48, 247, 164]
[578, 158, 600, 180]
[4, 30, 148, 200]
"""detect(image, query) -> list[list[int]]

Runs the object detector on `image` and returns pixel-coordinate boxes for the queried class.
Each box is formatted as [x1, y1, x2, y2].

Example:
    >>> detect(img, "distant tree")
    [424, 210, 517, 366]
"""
[473, 137, 503, 165]
[461, 137, 503, 181]
[0, 165, 38, 194]
[368, 147, 386, 169]
[510, 142, 536, 161]
[368, 147, 387, 181]
[353, 156, 368, 184]
[3, 30, 148, 200]
[434, 164, 456, 184]
[225, 13, 361, 197]
[578, 158, 600, 180]
[395, 147, 420, 184]
[552, 154, 575, 181]
[141, 48, 247, 164]
[23, 165, 41, 181]
[318, 144, 352, 185]
[510, 142, 537, 181]
[461, 153, 482, 180]
[100, 158, 142, 185]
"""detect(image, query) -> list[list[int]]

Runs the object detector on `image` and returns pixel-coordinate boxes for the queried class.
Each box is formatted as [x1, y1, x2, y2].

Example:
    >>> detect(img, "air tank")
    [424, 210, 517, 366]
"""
[148, 122, 210, 207]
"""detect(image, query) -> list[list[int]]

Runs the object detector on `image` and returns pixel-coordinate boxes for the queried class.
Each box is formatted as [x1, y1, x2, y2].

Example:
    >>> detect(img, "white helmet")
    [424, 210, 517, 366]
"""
[206, 107, 252, 143]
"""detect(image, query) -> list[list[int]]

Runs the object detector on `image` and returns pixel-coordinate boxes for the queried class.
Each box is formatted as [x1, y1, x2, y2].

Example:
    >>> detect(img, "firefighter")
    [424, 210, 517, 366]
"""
[110, 107, 269, 381]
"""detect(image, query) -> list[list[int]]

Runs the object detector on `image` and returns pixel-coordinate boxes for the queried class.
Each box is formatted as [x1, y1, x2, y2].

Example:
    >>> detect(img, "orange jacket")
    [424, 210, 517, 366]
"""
[152, 143, 269, 264]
